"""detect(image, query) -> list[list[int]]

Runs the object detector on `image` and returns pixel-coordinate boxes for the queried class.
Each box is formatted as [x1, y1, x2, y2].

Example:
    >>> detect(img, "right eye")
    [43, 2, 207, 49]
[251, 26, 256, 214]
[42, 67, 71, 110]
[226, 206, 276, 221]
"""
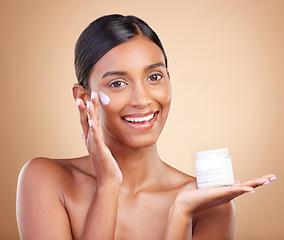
[109, 81, 127, 88]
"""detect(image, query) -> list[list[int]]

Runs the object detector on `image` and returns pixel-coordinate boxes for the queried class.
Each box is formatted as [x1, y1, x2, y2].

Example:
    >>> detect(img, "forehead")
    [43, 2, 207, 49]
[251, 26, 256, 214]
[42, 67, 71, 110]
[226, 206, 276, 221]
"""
[90, 36, 166, 77]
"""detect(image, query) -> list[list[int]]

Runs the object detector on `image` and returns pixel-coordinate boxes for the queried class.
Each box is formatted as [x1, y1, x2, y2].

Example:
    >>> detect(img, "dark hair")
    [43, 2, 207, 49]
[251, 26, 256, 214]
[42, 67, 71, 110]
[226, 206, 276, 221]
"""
[74, 14, 168, 89]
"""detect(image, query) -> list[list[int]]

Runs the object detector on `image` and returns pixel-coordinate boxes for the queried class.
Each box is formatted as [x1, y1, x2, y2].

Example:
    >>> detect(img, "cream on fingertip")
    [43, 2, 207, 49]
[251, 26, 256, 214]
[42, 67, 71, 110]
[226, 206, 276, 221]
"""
[269, 176, 277, 182]
[88, 119, 92, 127]
[76, 98, 81, 106]
[80, 133, 85, 140]
[91, 91, 96, 100]
[98, 91, 110, 106]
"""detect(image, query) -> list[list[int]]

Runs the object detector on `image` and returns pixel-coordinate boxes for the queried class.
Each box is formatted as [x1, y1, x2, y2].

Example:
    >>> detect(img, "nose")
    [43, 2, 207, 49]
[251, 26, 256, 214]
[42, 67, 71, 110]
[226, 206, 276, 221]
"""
[129, 82, 152, 108]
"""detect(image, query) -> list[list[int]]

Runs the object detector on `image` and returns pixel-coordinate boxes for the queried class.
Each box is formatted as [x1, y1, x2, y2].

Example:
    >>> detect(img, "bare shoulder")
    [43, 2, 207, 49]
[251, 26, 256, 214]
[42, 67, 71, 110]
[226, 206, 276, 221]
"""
[16, 156, 93, 239]
[17, 156, 92, 200]
[193, 201, 236, 239]
[19, 157, 72, 184]
[17, 158, 68, 204]
[19, 156, 69, 175]
[19, 155, 91, 178]
[162, 161, 196, 190]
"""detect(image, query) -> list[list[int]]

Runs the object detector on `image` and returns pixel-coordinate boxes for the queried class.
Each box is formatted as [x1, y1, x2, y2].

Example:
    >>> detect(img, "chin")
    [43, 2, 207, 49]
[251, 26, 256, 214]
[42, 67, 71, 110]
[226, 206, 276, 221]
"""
[124, 136, 158, 149]
[104, 128, 161, 149]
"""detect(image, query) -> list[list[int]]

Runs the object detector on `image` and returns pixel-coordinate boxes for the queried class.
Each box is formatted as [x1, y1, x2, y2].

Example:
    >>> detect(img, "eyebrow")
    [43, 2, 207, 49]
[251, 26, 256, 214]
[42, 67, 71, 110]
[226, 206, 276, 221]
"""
[145, 62, 166, 71]
[101, 62, 166, 79]
[102, 71, 127, 79]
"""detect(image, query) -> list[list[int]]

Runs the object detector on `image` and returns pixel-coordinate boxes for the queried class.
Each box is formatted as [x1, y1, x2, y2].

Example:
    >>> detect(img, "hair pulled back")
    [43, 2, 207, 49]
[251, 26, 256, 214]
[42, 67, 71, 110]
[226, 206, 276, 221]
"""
[74, 14, 167, 89]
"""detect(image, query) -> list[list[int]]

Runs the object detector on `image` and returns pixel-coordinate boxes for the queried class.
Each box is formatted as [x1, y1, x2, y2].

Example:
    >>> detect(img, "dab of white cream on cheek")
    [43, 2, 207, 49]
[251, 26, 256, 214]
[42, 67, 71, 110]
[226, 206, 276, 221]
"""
[98, 91, 110, 106]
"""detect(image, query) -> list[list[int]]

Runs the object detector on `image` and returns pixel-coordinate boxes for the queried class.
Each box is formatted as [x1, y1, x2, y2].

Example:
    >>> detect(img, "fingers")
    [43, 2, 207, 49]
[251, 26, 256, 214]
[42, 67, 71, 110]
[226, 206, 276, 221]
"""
[216, 185, 254, 196]
[262, 174, 277, 182]
[76, 98, 89, 139]
[87, 92, 99, 128]
[232, 174, 277, 194]
[87, 92, 102, 143]
[239, 175, 276, 188]
[229, 186, 255, 194]
[91, 91, 99, 123]
[87, 92, 108, 154]
[208, 174, 277, 200]
[239, 177, 268, 188]
[76, 91, 100, 143]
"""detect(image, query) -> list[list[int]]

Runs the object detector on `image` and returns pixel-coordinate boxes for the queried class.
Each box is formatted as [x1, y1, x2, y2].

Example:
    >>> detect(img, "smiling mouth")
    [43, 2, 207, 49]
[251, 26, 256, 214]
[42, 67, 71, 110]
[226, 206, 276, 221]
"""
[121, 111, 159, 129]
[123, 113, 155, 123]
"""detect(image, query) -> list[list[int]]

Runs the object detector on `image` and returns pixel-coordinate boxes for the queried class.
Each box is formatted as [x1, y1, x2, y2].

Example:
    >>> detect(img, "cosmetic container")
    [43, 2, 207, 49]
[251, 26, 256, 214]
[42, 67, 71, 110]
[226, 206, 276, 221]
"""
[195, 148, 234, 189]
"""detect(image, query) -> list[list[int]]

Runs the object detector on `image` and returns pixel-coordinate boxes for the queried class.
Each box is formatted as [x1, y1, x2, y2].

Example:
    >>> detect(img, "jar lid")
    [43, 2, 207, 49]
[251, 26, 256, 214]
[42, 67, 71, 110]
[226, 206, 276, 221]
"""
[195, 148, 229, 160]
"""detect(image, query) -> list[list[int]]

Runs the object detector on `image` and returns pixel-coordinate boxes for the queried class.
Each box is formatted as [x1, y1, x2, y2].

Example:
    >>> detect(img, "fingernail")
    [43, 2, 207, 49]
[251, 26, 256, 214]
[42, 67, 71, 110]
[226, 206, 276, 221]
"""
[91, 91, 96, 100]
[269, 177, 277, 182]
[80, 133, 85, 140]
[248, 191, 255, 193]
[263, 181, 271, 185]
[88, 119, 92, 127]
[87, 101, 90, 110]
[76, 98, 80, 106]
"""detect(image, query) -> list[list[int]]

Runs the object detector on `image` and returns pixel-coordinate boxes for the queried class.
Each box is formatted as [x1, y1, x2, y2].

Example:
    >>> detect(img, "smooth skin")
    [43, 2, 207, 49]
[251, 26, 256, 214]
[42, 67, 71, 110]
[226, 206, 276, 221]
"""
[17, 36, 276, 240]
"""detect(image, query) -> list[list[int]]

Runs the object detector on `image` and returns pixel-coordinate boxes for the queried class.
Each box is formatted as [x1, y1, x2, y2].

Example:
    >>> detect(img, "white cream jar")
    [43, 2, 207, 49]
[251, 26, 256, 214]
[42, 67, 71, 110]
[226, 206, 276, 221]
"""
[195, 148, 234, 189]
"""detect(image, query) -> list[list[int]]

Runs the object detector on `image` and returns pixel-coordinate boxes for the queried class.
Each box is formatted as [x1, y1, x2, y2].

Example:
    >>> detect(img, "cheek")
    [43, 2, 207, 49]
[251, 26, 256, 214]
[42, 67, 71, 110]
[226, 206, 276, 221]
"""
[98, 94, 126, 125]
[152, 83, 172, 108]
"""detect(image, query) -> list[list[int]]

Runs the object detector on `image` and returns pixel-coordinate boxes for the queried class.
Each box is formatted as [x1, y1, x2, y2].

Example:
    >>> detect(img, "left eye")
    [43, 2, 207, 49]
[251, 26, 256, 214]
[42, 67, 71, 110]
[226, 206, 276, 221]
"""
[148, 74, 162, 82]
[109, 81, 127, 88]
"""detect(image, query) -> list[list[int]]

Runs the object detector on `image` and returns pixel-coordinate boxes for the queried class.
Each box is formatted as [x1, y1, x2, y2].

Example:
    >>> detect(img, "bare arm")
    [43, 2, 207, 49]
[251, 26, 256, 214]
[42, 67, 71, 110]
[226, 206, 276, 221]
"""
[77, 92, 122, 239]
[16, 158, 73, 240]
[192, 201, 235, 240]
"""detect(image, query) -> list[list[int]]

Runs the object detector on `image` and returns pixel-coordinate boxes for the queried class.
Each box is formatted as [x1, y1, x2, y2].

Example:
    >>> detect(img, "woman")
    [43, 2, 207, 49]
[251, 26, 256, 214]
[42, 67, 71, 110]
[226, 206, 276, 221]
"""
[16, 14, 276, 239]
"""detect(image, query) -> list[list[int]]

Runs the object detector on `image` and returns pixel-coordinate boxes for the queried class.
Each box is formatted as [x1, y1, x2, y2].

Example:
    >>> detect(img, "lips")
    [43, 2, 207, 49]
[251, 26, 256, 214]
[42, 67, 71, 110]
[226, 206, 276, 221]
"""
[124, 113, 155, 123]
[121, 111, 159, 130]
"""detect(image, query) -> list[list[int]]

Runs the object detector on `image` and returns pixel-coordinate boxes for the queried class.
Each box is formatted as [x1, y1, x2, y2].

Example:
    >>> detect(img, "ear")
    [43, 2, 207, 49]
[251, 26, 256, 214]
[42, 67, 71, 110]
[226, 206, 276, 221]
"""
[166, 69, 170, 80]
[72, 83, 90, 105]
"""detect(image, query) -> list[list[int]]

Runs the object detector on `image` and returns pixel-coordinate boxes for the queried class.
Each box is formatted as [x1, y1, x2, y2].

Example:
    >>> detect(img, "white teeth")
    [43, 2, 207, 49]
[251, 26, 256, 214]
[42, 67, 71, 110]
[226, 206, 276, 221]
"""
[124, 113, 155, 123]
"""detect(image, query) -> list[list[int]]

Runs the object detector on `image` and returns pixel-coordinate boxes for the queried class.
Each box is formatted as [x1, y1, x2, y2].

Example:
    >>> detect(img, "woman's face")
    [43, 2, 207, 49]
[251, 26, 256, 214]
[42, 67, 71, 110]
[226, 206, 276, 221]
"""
[88, 36, 171, 148]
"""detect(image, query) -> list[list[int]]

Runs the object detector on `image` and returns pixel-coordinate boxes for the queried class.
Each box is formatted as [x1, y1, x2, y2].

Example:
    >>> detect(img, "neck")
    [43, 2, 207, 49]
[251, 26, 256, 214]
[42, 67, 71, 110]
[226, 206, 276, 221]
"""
[104, 135, 164, 193]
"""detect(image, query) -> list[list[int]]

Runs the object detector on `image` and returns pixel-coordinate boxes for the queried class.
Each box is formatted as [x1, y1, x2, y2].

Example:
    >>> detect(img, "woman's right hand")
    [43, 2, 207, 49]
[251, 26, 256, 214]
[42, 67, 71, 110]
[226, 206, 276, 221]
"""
[76, 91, 122, 186]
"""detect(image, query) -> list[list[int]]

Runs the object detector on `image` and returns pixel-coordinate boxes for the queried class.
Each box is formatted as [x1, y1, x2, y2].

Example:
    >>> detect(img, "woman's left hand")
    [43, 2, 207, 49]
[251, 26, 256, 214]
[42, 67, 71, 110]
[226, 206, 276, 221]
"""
[175, 174, 276, 215]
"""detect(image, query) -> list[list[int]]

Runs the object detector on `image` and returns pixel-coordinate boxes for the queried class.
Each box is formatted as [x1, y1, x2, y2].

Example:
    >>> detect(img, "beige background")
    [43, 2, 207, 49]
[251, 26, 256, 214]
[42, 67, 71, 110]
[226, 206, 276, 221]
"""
[1, 0, 283, 239]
